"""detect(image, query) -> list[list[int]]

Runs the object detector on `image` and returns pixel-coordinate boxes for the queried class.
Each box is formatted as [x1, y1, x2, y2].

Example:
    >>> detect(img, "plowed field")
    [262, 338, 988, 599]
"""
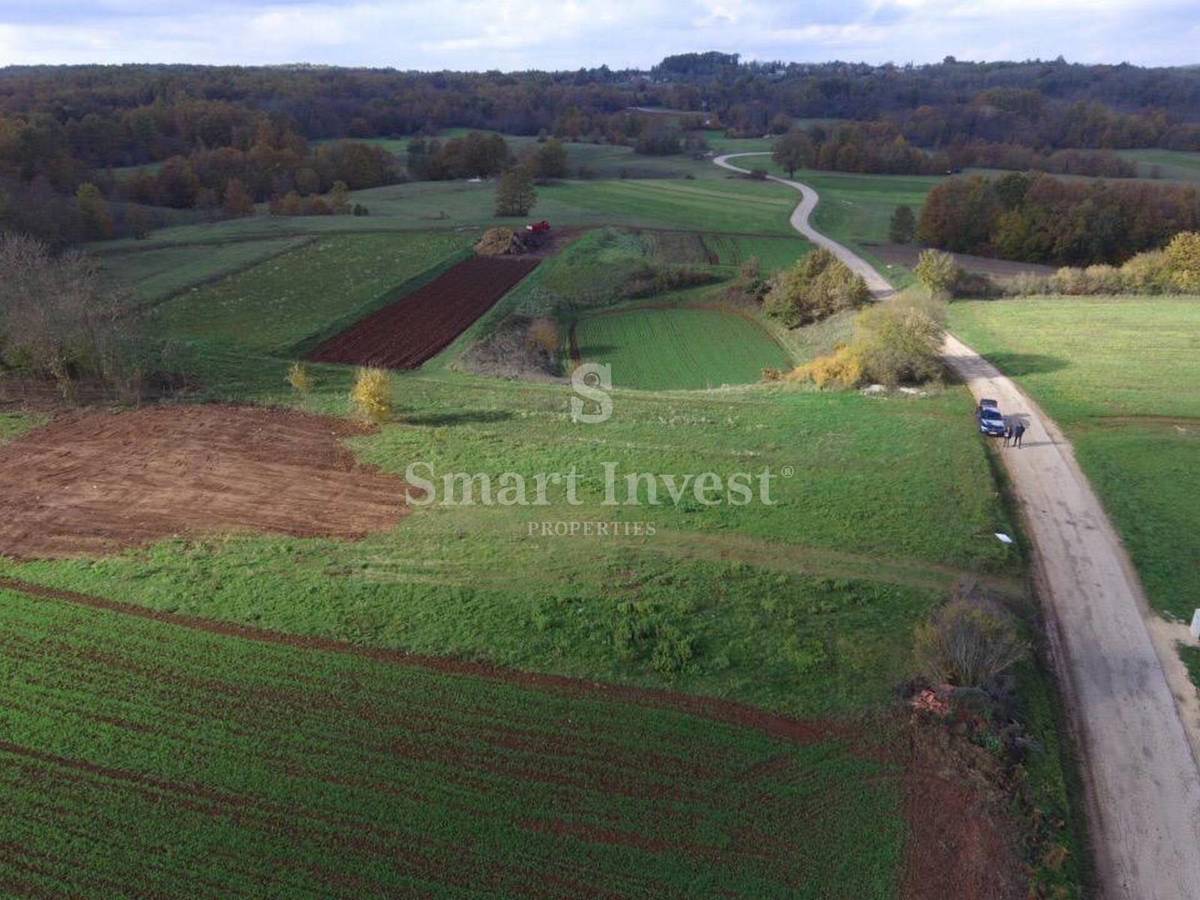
[0, 405, 408, 559]
[309, 255, 539, 369]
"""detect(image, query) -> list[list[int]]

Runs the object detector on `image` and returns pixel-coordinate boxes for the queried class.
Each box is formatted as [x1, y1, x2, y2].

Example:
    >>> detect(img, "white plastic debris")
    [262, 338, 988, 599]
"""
[994, 533, 1015, 545]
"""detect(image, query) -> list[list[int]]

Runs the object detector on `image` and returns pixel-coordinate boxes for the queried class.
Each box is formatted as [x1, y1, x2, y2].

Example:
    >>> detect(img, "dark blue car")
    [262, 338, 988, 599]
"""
[977, 399, 1007, 437]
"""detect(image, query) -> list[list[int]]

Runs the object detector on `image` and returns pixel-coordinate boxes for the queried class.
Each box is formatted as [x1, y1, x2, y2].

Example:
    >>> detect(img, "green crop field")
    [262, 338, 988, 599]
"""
[153, 231, 472, 355]
[99, 236, 314, 304]
[575, 307, 792, 390]
[950, 295, 1200, 620]
[0, 585, 903, 897]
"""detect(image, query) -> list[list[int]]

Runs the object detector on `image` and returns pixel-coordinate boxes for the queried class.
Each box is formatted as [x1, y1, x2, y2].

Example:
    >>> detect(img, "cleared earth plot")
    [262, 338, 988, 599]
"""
[0, 405, 408, 558]
[950, 295, 1200, 619]
[574, 307, 791, 390]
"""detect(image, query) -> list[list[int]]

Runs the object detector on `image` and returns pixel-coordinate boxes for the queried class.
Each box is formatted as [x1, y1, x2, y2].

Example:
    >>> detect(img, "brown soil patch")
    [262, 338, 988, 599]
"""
[0, 405, 409, 559]
[901, 720, 1027, 900]
[308, 255, 539, 370]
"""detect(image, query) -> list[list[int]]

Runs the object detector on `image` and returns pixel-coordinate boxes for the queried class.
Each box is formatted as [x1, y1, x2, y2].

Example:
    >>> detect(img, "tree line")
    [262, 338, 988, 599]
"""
[917, 172, 1200, 266]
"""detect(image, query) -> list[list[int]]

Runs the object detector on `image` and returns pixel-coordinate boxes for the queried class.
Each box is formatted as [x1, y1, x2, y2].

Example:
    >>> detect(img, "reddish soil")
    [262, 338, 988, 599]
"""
[0, 405, 409, 559]
[901, 722, 1027, 900]
[309, 255, 539, 369]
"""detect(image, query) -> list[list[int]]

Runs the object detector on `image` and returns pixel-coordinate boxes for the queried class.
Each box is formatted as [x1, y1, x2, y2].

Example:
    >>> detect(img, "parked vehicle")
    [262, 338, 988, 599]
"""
[977, 398, 1007, 437]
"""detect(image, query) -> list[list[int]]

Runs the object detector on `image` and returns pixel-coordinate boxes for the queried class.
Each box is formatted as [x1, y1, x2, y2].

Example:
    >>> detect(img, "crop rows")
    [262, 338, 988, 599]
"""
[0, 588, 904, 896]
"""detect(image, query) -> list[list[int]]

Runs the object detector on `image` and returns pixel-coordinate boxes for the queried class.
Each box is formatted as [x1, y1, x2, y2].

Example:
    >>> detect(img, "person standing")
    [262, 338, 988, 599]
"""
[1013, 421, 1026, 448]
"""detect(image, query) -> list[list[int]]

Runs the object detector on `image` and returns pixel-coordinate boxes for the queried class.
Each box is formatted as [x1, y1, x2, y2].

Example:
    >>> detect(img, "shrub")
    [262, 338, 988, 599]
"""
[889, 205, 916, 244]
[853, 292, 946, 386]
[1164, 231, 1200, 291]
[621, 263, 717, 299]
[527, 317, 561, 355]
[286, 362, 314, 394]
[763, 249, 869, 327]
[914, 249, 962, 296]
[1120, 249, 1171, 293]
[350, 367, 392, 423]
[726, 256, 769, 305]
[913, 595, 1027, 689]
[790, 343, 864, 389]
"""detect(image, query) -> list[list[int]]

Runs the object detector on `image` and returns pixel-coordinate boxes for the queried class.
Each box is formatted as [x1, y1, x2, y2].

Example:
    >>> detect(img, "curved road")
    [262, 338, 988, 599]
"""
[714, 152, 1200, 899]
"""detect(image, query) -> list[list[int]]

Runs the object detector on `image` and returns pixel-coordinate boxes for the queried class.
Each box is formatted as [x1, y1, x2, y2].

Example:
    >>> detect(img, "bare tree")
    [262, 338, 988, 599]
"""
[0, 234, 147, 402]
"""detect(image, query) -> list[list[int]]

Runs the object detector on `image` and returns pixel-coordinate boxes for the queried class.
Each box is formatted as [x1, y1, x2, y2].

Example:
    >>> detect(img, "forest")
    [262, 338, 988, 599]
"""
[918, 172, 1200, 265]
[3, 56, 1200, 247]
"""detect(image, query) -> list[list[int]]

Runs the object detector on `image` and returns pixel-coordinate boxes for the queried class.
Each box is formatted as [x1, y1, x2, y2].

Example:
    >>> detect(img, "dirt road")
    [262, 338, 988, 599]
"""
[714, 152, 1200, 899]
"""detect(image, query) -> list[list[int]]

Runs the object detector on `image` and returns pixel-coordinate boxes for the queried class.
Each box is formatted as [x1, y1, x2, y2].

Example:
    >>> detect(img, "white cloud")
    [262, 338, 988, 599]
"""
[0, 0, 1194, 67]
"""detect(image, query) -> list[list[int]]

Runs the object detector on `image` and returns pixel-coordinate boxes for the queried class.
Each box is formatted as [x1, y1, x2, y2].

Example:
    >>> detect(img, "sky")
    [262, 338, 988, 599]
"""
[0, 0, 1197, 70]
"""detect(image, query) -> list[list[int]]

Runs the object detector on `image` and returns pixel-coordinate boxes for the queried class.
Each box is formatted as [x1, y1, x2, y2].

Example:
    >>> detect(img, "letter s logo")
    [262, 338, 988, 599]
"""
[570, 363, 612, 424]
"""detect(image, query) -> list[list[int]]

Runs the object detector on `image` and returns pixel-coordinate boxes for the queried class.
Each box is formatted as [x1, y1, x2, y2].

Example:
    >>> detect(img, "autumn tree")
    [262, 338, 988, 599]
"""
[771, 129, 814, 178]
[222, 178, 255, 217]
[534, 139, 568, 179]
[329, 180, 351, 215]
[494, 166, 537, 217]
[888, 205, 916, 244]
[0, 234, 151, 400]
[75, 182, 113, 239]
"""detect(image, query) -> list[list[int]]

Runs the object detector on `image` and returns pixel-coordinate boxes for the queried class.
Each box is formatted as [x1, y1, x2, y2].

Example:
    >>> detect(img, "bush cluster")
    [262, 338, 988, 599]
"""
[997, 231, 1200, 296]
[785, 291, 947, 389]
[913, 594, 1027, 689]
[762, 249, 870, 327]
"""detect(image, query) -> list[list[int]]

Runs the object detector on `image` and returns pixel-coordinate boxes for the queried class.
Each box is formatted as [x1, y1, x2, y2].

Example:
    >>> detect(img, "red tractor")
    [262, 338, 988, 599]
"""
[523, 220, 551, 248]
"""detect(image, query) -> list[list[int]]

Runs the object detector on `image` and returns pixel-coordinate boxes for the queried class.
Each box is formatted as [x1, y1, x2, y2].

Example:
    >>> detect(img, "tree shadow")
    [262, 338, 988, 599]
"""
[983, 353, 1068, 376]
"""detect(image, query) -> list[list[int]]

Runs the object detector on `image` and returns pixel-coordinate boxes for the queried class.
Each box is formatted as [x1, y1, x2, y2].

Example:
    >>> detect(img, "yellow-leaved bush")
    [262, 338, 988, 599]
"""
[350, 367, 392, 423]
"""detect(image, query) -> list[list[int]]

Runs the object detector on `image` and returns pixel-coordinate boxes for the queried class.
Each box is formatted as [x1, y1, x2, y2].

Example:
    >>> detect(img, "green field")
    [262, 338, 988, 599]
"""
[99, 236, 314, 304]
[0, 585, 902, 897]
[153, 231, 471, 355]
[0, 412, 46, 443]
[575, 307, 791, 390]
[950, 296, 1200, 620]
[0, 135, 1090, 896]
[1114, 148, 1200, 182]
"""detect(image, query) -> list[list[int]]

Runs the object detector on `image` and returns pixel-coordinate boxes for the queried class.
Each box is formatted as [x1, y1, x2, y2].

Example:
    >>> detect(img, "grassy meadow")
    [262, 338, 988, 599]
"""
[574, 307, 791, 390]
[950, 295, 1200, 621]
[1114, 148, 1200, 182]
[99, 236, 314, 305]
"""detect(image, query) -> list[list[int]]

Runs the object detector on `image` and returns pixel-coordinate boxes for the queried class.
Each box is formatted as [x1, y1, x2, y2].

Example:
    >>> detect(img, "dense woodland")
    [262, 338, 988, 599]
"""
[2, 55, 1200, 249]
[918, 172, 1200, 265]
